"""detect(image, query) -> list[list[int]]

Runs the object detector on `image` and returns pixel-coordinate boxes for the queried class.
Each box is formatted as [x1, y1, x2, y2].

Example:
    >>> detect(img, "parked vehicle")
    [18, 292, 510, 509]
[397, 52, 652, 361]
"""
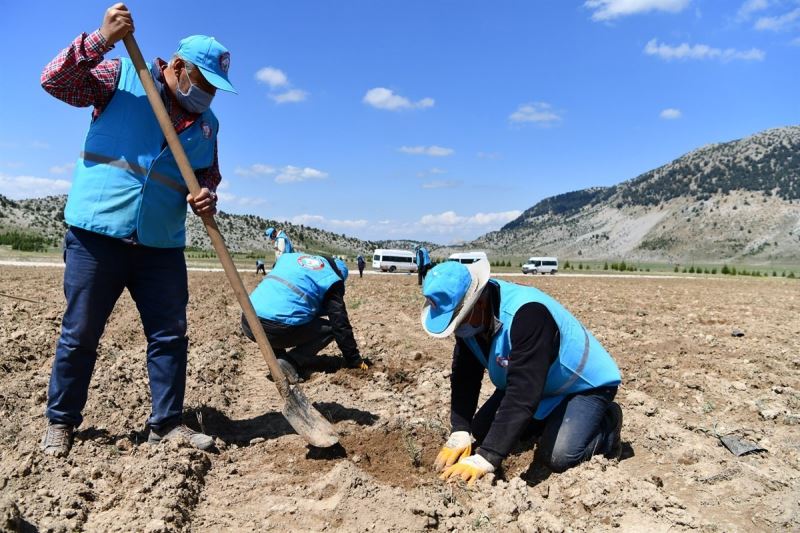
[372, 249, 417, 273]
[522, 257, 558, 275]
[447, 251, 488, 264]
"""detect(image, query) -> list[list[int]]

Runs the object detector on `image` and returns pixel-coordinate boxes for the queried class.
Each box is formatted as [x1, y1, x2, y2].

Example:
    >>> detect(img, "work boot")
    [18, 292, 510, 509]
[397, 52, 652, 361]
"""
[343, 355, 373, 371]
[148, 424, 214, 451]
[41, 423, 74, 457]
[603, 402, 623, 460]
[266, 357, 302, 385]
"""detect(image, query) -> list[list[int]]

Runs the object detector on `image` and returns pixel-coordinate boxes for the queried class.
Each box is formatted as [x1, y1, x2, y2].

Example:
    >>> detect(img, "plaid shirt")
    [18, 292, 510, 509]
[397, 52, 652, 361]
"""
[41, 30, 221, 191]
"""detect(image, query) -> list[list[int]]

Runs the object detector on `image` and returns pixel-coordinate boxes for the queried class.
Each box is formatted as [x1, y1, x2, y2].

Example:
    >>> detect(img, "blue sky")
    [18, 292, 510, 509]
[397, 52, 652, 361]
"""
[1, 1, 798, 244]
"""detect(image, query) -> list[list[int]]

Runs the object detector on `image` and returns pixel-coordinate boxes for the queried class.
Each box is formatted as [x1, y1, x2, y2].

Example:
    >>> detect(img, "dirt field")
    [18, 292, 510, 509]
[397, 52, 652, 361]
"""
[1, 266, 798, 532]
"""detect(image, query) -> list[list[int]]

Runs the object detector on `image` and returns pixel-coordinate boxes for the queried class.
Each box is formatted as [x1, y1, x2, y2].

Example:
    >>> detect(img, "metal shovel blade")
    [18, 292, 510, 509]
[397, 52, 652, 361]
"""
[281, 384, 339, 448]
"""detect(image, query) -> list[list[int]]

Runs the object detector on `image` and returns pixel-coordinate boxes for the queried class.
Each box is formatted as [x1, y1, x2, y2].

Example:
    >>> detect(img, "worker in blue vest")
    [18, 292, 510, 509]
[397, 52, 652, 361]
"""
[255, 259, 266, 275]
[421, 260, 623, 485]
[39, 4, 236, 457]
[415, 245, 432, 286]
[265, 227, 294, 265]
[242, 253, 370, 383]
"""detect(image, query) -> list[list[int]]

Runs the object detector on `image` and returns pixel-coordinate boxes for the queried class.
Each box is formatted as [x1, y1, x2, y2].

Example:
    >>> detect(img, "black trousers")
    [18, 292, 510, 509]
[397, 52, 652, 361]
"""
[241, 315, 335, 362]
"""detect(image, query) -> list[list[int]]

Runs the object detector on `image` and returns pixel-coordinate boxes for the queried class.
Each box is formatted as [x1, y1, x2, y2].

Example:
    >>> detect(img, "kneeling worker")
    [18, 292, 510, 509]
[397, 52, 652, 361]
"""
[242, 253, 370, 382]
[421, 260, 622, 485]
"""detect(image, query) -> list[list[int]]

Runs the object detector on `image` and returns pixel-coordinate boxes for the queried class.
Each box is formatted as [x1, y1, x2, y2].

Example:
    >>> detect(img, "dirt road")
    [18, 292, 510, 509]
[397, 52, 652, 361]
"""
[1, 266, 798, 532]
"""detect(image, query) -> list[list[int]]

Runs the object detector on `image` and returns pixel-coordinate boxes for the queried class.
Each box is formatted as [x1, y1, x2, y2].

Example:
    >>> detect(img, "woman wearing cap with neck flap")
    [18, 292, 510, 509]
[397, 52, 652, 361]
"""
[421, 260, 623, 485]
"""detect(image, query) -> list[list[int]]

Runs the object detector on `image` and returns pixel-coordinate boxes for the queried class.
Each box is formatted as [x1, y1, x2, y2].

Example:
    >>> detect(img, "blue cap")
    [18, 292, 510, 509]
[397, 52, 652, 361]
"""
[176, 35, 236, 93]
[422, 262, 471, 335]
[334, 258, 349, 281]
[265, 227, 275, 239]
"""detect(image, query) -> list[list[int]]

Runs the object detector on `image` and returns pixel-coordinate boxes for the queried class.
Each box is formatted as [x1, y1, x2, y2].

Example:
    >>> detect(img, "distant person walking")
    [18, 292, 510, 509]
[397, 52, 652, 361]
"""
[357, 254, 366, 278]
[38, 4, 236, 457]
[265, 226, 293, 265]
[416, 246, 432, 286]
[255, 259, 266, 275]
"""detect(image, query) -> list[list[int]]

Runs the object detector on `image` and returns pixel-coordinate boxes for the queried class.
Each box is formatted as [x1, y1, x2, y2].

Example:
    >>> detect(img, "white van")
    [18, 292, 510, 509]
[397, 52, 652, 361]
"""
[522, 257, 558, 275]
[372, 249, 417, 273]
[448, 251, 488, 264]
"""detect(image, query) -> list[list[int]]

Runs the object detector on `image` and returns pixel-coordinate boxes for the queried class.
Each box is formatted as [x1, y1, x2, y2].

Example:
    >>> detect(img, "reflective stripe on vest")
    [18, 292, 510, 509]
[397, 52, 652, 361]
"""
[80, 151, 189, 196]
[265, 274, 310, 303]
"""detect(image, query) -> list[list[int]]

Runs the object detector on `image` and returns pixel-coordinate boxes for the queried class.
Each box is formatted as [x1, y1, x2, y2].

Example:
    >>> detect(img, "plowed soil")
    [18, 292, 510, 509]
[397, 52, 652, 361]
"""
[1, 266, 798, 532]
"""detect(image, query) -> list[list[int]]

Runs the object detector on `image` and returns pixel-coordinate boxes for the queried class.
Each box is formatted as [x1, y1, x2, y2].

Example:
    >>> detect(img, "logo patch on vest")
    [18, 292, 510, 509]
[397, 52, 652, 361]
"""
[220, 52, 230, 73]
[201, 121, 212, 139]
[297, 255, 325, 270]
[496, 355, 509, 368]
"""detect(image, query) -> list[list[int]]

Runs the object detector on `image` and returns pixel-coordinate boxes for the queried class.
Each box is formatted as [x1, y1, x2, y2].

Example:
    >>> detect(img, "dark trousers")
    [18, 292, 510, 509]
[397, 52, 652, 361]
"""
[417, 264, 430, 285]
[358, 265, 365, 278]
[46, 227, 189, 431]
[241, 315, 334, 362]
[472, 387, 618, 473]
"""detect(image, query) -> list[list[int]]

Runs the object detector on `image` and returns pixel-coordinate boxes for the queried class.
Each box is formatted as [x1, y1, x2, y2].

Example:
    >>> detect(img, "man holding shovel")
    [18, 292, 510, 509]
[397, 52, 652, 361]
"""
[39, 3, 236, 457]
[422, 260, 623, 485]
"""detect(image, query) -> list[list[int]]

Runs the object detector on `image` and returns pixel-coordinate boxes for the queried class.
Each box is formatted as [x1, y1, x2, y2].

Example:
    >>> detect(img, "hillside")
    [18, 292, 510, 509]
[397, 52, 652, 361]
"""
[473, 126, 800, 263]
[0, 195, 435, 258]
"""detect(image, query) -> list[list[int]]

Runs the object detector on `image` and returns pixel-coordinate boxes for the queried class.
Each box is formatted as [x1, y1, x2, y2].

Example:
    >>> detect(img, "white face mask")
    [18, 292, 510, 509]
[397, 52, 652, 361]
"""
[454, 322, 486, 338]
[176, 68, 214, 113]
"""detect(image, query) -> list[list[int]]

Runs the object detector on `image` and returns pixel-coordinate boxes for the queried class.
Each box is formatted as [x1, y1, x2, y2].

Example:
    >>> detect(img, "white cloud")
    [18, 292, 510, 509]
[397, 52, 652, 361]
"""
[585, 0, 690, 21]
[49, 162, 75, 174]
[421, 180, 460, 189]
[255, 67, 289, 88]
[290, 213, 368, 229]
[0, 173, 71, 199]
[660, 108, 682, 119]
[217, 191, 267, 208]
[398, 145, 454, 157]
[477, 151, 501, 159]
[275, 165, 328, 184]
[754, 7, 800, 31]
[255, 67, 309, 104]
[416, 167, 447, 178]
[644, 38, 765, 61]
[363, 88, 435, 111]
[234, 163, 276, 177]
[737, 0, 770, 21]
[509, 102, 562, 124]
[269, 89, 308, 104]
[419, 209, 522, 231]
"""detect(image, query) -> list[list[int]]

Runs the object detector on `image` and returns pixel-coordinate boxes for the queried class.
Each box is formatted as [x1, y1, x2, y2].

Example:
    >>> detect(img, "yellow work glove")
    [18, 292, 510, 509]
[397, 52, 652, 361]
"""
[433, 431, 474, 472]
[440, 454, 495, 486]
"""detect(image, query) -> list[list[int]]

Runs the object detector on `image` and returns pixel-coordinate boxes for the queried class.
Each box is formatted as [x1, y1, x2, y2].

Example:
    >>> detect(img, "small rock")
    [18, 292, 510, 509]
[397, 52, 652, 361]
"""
[759, 408, 780, 420]
[730, 381, 747, 391]
[351, 454, 362, 464]
[413, 351, 422, 361]
[731, 329, 745, 337]
[249, 437, 265, 445]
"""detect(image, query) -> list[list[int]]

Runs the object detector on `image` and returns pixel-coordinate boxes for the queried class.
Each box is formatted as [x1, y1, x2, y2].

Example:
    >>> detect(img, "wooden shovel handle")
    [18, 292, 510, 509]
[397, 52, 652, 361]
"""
[121, 34, 290, 398]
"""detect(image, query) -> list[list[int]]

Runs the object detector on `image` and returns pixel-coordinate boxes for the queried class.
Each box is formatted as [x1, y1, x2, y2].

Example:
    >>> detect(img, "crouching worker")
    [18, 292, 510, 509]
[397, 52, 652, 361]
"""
[421, 260, 622, 486]
[242, 253, 371, 383]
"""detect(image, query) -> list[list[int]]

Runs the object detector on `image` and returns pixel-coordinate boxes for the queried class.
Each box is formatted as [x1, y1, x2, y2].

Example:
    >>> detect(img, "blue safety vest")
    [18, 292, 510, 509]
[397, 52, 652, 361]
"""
[277, 230, 294, 253]
[64, 57, 218, 248]
[250, 253, 342, 325]
[416, 247, 431, 267]
[462, 279, 621, 420]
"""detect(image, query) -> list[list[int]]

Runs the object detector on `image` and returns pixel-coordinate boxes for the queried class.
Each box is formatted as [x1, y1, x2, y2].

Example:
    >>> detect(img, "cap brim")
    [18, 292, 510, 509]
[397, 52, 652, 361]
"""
[420, 259, 491, 338]
[198, 66, 237, 94]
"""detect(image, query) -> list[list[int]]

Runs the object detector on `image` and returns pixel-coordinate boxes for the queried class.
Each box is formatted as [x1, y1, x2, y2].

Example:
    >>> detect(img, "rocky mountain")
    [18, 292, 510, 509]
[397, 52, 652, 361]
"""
[471, 126, 800, 263]
[0, 195, 435, 258]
